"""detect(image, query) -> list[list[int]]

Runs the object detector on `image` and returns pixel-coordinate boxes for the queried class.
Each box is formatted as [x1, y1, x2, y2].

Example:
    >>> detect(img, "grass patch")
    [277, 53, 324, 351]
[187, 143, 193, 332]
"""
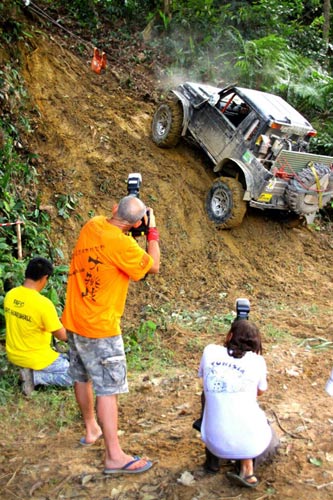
[0, 346, 78, 429]
[0, 349, 21, 404]
[124, 319, 174, 371]
[143, 303, 236, 334]
[123, 303, 238, 370]
[27, 389, 79, 430]
[263, 323, 294, 343]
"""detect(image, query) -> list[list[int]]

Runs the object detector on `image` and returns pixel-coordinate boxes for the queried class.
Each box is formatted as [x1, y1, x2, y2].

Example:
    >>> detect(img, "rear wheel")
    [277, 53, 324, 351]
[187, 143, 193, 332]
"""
[151, 100, 183, 148]
[206, 177, 247, 228]
[286, 163, 333, 215]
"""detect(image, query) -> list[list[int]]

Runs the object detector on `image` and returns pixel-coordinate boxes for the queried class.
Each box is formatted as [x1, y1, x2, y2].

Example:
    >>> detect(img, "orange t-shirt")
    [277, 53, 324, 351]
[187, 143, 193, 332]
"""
[62, 216, 153, 338]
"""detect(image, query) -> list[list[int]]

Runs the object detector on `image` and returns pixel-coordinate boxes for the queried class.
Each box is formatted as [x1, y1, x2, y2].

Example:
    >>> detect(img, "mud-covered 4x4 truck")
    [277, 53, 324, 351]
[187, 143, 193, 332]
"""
[151, 82, 333, 228]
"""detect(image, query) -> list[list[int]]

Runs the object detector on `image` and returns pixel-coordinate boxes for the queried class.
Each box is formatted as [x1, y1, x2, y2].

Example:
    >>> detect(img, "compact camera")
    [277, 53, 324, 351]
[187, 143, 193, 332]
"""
[235, 297, 250, 320]
[127, 173, 149, 238]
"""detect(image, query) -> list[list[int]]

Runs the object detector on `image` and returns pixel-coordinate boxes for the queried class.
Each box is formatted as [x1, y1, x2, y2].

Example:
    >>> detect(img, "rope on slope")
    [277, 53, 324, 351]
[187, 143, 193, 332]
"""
[22, 1, 107, 73]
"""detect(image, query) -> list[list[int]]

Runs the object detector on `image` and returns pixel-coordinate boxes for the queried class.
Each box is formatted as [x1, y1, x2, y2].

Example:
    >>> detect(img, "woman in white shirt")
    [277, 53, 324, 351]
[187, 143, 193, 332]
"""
[198, 319, 279, 488]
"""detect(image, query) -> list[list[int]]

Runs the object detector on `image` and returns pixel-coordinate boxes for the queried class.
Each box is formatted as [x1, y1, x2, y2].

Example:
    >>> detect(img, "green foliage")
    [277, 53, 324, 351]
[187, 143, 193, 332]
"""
[219, 31, 291, 89]
[308, 456, 323, 467]
[123, 301, 237, 371]
[44, 0, 99, 29]
[0, 57, 69, 372]
[123, 302, 238, 371]
[48, 0, 156, 29]
[306, 79, 333, 155]
[0, 349, 20, 405]
[0, 254, 25, 340]
[158, 9, 172, 31]
[43, 264, 69, 315]
[310, 130, 333, 156]
[276, 66, 332, 115]
[29, 388, 78, 428]
[55, 192, 83, 220]
[124, 319, 165, 370]
[0, 60, 69, 259]
[0, 17, 26, 44]
[0, 64, 30, 119]
[0, 253, 26, 293]
[0, 133, 53, 257]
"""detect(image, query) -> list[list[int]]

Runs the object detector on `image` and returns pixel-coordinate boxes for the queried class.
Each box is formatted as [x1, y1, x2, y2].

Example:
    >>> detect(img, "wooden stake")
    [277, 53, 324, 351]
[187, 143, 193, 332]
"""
[16, 221, 23, 260]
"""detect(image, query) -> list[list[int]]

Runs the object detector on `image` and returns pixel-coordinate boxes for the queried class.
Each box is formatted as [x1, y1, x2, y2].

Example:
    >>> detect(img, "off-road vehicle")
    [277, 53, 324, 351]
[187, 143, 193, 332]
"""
[152, 82, 333, 228]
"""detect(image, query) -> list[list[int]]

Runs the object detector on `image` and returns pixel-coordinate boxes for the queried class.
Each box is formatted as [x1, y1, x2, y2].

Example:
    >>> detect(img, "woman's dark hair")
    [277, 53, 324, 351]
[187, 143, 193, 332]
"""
[224, 319, 262, 358]
[25, 257, 54, 281]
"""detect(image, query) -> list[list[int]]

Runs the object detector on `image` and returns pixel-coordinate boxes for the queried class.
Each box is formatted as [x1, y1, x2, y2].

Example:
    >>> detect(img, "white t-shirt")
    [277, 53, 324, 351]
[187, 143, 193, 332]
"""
[198, 344, 272, 459]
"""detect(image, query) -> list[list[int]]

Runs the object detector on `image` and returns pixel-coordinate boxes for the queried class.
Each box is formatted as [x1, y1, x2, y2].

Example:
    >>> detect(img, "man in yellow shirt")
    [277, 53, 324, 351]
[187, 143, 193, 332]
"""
[4, 257, 72, 395]
[62, 195, 160, 474]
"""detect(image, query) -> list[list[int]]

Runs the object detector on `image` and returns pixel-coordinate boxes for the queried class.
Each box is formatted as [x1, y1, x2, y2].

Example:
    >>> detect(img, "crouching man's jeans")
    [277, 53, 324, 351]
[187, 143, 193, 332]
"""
[33, 353, 72, 387]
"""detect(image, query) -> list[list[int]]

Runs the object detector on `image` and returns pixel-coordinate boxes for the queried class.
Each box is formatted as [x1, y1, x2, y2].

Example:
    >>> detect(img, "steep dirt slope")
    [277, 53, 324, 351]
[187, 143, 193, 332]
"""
[21, 35, 333, 323]
[1, 32, 333, 499]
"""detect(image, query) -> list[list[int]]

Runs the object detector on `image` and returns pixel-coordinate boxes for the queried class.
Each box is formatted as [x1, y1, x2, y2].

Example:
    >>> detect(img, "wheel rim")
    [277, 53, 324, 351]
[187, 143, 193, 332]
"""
[211, 187, 231, 218]
[155, 107, 171, 137]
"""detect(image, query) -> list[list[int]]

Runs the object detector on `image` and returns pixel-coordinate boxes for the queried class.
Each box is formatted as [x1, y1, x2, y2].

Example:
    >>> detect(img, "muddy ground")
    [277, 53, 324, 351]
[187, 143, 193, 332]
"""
[1, 24, 333, 500]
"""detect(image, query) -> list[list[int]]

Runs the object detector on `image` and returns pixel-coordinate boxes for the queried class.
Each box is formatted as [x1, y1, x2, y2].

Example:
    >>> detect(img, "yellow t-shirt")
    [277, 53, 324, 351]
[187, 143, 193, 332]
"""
[62, 216, 153, 338]
[4, 286, 61, 370]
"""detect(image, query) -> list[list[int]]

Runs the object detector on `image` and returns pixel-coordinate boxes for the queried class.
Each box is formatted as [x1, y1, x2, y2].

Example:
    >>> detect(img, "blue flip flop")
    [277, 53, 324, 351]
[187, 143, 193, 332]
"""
[103, 456, 153, 475]
[79, 434, 103, 447]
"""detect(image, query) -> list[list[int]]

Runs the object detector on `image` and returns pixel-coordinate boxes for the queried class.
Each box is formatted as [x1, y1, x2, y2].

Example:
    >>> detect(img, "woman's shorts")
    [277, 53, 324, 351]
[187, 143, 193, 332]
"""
[253, 425, 280, 469]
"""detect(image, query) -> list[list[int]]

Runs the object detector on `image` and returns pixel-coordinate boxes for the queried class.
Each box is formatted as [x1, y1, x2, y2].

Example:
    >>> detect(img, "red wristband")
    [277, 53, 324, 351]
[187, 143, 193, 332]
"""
[147, 227, 159, 242]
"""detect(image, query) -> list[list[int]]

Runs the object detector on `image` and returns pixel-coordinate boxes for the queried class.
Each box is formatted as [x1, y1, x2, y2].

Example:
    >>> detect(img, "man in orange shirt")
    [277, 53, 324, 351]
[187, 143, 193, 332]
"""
[62, 195, 160, 474]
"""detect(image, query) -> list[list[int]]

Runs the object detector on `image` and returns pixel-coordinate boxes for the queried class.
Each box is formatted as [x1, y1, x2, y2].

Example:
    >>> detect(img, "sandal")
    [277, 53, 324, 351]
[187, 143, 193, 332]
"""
[226, 471, 259, 488]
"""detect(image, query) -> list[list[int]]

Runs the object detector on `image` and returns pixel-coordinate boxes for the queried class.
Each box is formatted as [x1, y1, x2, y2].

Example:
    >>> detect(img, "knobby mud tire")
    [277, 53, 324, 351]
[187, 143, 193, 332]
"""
[286, 163, 333, 215]
[206, 177, 247, 229]
[151, 100, 183, 148]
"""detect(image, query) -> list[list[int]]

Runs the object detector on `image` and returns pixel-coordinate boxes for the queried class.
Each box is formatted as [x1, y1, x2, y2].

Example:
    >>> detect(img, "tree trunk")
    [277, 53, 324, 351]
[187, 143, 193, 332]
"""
[163, 0, 172, 19]
[323, 0, 331, 44]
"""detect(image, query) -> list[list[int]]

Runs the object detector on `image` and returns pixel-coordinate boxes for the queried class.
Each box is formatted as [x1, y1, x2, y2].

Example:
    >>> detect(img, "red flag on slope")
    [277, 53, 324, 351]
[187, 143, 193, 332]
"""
[91, 47, 107, 74]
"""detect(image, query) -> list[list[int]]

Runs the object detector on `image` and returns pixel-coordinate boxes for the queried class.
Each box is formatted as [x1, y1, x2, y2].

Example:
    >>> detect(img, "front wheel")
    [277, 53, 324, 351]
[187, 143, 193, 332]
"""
[151, 100, 183, 148]
[206, 177, 247, 228]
